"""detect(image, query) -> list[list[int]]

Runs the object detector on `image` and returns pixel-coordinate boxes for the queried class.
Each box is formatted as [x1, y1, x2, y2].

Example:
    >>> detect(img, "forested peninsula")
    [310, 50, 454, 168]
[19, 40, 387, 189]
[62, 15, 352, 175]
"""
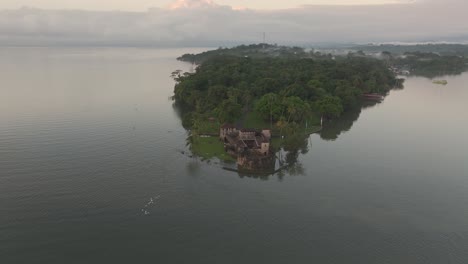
[173, 44, 401, 136]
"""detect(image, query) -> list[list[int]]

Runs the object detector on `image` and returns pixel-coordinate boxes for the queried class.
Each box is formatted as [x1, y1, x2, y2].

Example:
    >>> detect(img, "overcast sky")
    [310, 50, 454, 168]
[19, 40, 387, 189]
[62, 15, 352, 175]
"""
[0, 0, 412, 11]
[0, 0, 466, 46]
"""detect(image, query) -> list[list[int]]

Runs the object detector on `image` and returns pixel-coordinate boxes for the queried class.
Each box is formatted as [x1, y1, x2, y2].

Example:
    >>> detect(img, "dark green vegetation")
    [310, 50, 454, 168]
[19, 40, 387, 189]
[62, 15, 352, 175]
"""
[174, 45, 400, 132]
[352, 44, 468, 57]
[390, 52, 468, 77]
[189, 136, 236, 162]
[177, 44, 310, 64]
[173, 44, 403, 163]
[348, 44, 468, 77]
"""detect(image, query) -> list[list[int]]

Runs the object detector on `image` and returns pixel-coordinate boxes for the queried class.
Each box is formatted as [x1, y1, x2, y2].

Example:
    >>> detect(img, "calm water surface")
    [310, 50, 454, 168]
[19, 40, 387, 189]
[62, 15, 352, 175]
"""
[1, 48, 468, 263]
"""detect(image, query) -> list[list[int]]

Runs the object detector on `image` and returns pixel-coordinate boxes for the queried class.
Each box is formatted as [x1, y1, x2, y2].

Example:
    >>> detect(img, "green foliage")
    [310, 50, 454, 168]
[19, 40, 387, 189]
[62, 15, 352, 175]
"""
[349, 44, 468, 78]
[194, 119, 220, 135]
[315, 96, 344, 118]
[173, 45, 399, 130]
[243, 111, 272, 130]
[177, 44, 311, 64]
[352, 44, 468, 57]
[215, 99, 242, 123]
[393, 52, 468, 77]
[283, 96, 311, 123]
[255, 93, 282, 122]
[190, 136, 236, 162]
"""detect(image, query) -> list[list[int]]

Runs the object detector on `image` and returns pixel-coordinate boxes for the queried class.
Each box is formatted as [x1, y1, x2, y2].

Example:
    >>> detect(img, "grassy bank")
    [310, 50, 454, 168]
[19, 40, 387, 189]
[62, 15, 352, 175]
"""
[191, 136, 236, 162]
[190, 110, 321, 162]
[195, 119, 220, 135]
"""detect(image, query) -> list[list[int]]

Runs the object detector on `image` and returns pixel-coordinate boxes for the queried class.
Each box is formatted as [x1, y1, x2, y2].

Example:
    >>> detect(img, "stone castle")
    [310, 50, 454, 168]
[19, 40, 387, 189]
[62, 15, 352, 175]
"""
[220, 124, 275, 172]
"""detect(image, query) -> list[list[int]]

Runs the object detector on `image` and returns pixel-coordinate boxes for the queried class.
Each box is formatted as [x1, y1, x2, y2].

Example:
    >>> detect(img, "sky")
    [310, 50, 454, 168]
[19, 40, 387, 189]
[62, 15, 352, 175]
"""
[0, 0, 466, 46]
[0, 0, 411, 11]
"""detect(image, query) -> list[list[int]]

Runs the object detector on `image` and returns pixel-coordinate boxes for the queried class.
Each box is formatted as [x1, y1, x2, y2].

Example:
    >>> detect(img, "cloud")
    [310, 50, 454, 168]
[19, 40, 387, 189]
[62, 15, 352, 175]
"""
[0, 0, 467, 46]
[168, 0, 217, 9]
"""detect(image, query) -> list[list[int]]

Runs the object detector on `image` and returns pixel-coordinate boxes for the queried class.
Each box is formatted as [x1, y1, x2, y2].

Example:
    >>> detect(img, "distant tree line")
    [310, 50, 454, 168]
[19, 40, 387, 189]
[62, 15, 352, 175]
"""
[353, 44, 468, 57]
[390, 52, 468, 77]
[179, 44, 322, 65]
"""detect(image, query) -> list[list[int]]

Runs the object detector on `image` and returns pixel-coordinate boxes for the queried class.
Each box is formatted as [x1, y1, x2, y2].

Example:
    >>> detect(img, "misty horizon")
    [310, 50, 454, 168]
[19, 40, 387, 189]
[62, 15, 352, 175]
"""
[1, 0, 467, 47]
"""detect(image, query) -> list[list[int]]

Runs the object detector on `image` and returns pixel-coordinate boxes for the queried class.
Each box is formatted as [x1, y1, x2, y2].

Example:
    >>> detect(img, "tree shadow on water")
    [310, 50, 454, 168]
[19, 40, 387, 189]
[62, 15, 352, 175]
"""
[319, 100, 380, 141]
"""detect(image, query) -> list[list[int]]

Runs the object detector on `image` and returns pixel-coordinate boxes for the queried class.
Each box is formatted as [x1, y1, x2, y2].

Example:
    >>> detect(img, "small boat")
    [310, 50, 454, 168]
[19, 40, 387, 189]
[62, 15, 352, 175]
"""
[362, 93, 384, 101]
[432, 80, 448, 85]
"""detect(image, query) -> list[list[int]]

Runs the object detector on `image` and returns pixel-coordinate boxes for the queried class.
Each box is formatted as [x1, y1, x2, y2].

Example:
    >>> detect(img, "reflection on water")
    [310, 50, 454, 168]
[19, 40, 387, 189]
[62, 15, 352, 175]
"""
[320, 108, 361, 141]
[177, 98, 384, 179]
[235, 99, 384, 178]
[2, 48, 468, 264]
[319, 100, 381, 141]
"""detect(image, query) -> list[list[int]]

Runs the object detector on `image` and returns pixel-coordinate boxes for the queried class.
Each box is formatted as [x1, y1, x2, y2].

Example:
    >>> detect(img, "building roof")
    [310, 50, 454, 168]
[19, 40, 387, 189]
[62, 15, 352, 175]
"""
[256, 136, 269, 144]
[240, 128, 258, 133]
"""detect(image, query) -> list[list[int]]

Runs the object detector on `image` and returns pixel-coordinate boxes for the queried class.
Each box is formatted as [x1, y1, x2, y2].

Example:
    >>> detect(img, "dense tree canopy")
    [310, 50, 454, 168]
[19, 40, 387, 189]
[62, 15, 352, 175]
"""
[178, 44, 308, 64]
[173, 47, 399, 127]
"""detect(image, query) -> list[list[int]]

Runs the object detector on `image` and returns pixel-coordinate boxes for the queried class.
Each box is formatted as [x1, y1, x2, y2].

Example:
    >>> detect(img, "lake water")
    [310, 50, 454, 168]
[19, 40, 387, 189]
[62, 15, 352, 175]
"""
[1, 47, 468, 263]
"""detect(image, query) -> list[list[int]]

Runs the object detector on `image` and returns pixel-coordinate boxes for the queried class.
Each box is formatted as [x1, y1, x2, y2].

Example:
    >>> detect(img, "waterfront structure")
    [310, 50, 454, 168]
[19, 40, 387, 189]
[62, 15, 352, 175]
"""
[220, 124, 275, 172]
